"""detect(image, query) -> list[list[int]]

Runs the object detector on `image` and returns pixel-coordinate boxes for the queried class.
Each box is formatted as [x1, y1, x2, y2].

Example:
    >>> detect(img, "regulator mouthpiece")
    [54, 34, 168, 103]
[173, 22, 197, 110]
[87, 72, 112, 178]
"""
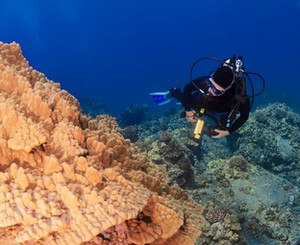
[235, 59, 243, 72]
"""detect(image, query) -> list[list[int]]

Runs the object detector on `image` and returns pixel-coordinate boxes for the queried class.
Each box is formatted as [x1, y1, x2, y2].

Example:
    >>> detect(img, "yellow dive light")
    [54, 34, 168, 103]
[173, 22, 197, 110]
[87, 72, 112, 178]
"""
[193, 119, 205, 139]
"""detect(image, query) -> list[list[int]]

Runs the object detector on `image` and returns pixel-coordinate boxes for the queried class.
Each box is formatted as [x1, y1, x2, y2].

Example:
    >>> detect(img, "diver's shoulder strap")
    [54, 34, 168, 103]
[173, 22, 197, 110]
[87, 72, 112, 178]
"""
[234, 94, 246, 104]
[233, 77, 247, 104]
[219, 78, 247, 128]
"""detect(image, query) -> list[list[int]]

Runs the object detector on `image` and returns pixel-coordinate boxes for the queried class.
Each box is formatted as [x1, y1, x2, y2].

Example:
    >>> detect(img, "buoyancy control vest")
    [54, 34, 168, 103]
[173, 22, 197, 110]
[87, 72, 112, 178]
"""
[196, 75, 248, 130]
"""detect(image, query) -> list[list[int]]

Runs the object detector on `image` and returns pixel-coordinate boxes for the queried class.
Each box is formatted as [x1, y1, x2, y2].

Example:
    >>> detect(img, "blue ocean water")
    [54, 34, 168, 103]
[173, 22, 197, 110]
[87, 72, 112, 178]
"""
[0, 0, 299, 114]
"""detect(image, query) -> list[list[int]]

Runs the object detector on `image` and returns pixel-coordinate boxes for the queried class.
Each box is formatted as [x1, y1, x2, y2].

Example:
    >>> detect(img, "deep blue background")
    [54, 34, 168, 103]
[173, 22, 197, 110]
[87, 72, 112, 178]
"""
[1, 0, 299, 114]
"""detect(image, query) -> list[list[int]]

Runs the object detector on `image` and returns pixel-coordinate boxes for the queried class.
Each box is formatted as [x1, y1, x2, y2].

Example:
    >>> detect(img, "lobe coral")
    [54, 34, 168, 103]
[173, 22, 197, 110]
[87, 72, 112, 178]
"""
[0, 42, 205, 244]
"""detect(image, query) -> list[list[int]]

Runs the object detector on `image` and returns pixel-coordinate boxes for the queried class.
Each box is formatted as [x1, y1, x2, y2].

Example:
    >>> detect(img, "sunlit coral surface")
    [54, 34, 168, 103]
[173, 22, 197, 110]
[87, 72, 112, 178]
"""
[0, 42, 205, 245]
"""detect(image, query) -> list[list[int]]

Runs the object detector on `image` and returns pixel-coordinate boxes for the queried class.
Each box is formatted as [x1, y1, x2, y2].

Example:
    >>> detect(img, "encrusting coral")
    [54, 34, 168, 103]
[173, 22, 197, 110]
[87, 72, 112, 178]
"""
[148, 131, 195, 187]
[0, 42, 205, 244]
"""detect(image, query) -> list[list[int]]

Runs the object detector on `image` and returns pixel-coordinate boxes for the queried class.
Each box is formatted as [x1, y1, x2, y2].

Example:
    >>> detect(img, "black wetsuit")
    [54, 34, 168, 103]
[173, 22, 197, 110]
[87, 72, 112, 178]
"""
[170, 76, 250, 134]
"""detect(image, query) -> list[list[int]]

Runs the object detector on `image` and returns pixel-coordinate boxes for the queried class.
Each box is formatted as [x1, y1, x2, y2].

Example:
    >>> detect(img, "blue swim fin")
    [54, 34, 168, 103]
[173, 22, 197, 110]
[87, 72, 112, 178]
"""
[149, 91, 173, 105]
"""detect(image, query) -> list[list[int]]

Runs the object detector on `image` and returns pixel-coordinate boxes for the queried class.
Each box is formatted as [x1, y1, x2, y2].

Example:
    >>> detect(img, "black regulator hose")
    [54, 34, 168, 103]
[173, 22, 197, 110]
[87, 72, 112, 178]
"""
[246, 71, 266, 97]
[244, 72, 255, 110]
[244, 71, 266, 110]
[189, 56, 223, 85]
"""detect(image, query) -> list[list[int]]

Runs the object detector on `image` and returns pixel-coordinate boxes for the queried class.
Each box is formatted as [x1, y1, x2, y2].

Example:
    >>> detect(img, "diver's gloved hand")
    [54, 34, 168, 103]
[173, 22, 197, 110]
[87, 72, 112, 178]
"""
[211, 129, 230, 138]
[185, 110, 197, 123]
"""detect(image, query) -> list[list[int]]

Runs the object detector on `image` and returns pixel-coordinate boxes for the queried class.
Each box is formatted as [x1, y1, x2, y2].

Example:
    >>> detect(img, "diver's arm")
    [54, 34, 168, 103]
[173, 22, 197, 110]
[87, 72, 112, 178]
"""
[227, 98, 250, 134]
[182, 77, 207, 111]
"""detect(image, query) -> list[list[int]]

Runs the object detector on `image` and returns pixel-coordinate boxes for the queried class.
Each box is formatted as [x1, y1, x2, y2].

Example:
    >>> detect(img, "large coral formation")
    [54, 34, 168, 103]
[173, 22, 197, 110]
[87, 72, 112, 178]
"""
[0, 42, 205, 244]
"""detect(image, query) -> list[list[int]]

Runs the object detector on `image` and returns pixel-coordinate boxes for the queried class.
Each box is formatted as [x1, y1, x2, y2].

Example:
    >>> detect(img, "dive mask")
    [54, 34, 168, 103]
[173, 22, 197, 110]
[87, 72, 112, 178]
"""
[208, 78, 225, 96]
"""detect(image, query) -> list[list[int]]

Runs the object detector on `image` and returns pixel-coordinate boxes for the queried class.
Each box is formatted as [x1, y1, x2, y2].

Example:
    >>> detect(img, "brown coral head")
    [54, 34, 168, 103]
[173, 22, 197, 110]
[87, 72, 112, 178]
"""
[159, 131, 173, 143]
[121, 126, 139, 143]
[205, 205, 231, 224]
[92, 224, 129, 245]
[228, 155, 248, 171]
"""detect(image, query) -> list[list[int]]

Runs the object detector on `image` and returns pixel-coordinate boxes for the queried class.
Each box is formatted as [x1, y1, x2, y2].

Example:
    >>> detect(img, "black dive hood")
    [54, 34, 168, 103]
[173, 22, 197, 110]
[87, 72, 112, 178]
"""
[189, 55, 266, 110]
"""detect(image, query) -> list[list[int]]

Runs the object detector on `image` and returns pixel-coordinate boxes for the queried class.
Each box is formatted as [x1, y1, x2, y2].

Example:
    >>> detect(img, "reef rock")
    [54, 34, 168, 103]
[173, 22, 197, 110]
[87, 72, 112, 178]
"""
[202, 155, 300, 243]
[0, 42, 205, 244]
[233, 103, 300, 183]
[148, 131, 195, 187]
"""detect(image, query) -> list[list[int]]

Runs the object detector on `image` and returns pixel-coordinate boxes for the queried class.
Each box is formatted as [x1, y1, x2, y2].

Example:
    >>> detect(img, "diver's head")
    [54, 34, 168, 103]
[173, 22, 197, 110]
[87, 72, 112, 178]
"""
[209, 66, 234, 96]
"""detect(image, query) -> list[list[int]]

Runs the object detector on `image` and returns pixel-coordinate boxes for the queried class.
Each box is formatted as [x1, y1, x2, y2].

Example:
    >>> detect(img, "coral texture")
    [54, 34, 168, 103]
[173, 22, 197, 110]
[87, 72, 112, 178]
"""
[148, 131, 195, 187]
[203, 156, 300, 243]
[124, 100, 300, 243]
[235, 103, 300, 176]
[0, 42, 205, 244]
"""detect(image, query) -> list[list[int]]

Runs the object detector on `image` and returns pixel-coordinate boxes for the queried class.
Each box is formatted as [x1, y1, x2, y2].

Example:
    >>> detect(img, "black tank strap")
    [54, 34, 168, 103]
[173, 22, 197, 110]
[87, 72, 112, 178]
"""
[218, 78, 247, 129]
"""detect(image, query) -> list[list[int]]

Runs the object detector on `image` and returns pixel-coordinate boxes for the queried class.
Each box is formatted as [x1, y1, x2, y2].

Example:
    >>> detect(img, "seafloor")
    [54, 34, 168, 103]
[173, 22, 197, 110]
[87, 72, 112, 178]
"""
[91, 101, 300, 245]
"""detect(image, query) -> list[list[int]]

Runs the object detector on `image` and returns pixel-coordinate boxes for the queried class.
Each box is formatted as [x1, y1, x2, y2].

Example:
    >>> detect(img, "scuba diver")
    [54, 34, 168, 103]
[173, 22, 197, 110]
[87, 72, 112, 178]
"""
[150, 55, 265, 139]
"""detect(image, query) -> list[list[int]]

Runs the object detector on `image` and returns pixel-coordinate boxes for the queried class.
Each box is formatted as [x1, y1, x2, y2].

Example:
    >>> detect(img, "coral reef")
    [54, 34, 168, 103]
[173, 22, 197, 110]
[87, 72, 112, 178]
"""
[0, 42, 205, 244]
[198, 202, 241, 245]
[148, 131, 196, 187]
[234, 103, 300, 184]
[205, 204, 231, 224]
[82, 224, 129, 244]
[201, 155, 300, 243]
[121, 126, 139, 143]
[134, 106, 300, 244]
